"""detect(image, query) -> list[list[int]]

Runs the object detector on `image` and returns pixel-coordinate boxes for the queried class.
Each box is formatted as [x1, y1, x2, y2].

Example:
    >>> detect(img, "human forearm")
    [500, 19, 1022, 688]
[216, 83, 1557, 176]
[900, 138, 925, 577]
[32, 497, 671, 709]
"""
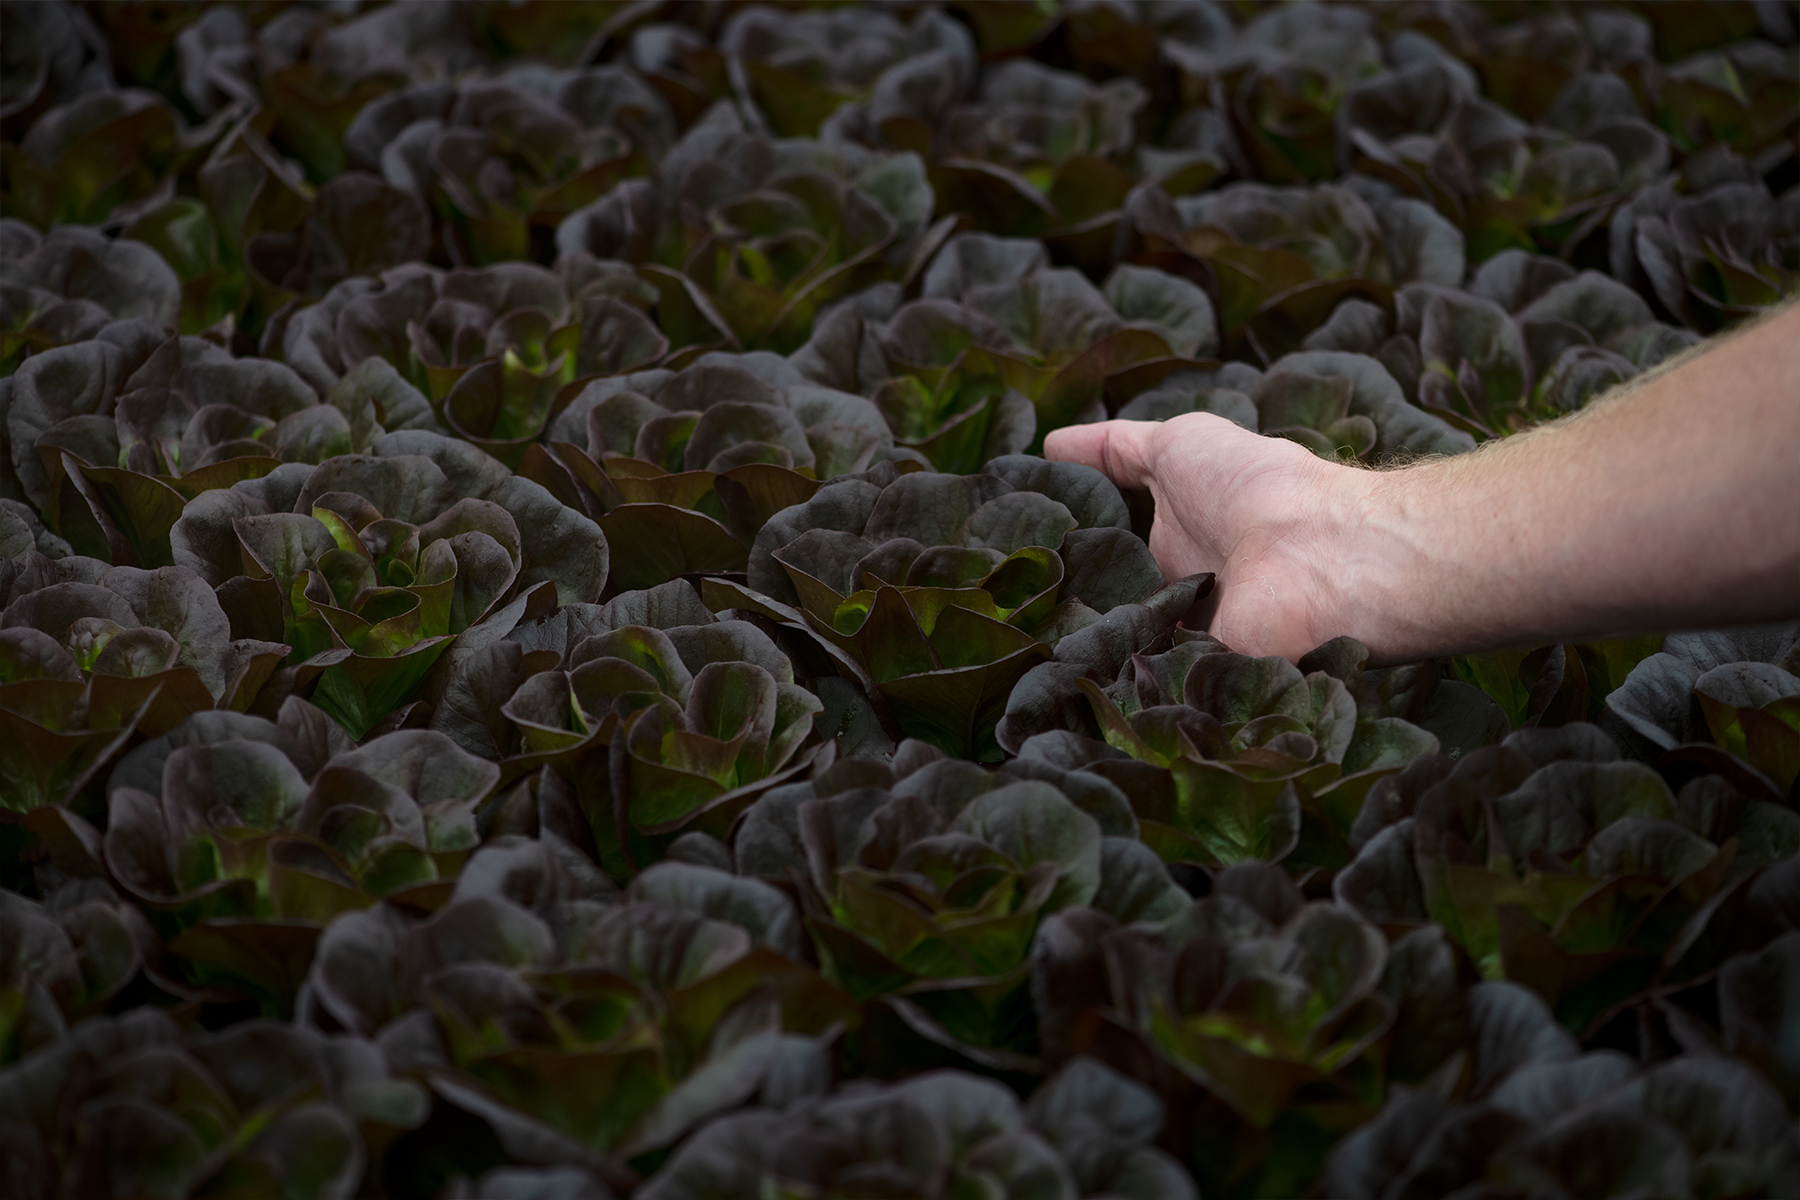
[1332, 303, 1800, 663]
[1044, 303, 1799, 664]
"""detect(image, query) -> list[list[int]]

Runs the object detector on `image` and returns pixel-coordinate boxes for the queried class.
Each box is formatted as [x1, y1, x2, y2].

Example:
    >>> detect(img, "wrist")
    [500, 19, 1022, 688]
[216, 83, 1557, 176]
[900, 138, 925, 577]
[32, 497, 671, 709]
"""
[1318, 462, 1421, 665]
[1245, 452, 1389, 663]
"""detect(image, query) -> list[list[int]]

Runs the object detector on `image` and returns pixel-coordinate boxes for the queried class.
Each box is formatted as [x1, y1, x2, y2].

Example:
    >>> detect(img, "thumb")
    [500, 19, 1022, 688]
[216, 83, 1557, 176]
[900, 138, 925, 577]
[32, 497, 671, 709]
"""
[1043, 420, 1159, 489]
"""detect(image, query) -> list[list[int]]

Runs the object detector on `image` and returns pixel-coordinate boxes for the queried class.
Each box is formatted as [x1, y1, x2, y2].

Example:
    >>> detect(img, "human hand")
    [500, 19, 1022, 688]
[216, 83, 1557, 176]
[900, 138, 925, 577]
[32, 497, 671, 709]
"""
[1044, 414, 1370, 661]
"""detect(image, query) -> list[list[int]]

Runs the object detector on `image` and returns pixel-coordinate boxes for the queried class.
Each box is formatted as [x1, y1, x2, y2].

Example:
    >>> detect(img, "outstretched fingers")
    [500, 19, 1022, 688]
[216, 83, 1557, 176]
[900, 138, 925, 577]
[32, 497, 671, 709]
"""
[1042, 420, 1160, 489]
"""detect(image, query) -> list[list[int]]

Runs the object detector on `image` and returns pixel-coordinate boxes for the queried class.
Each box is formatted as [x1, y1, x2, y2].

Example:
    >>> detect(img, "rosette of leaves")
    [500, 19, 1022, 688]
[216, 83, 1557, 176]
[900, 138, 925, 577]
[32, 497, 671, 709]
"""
[1342, 38, 1673, 263]
[802, 233, 1221, 458]
[929, 59, 1148, 249]
[556, 104, 941, 353]
[1324, 1047, 1800, 1200]
[5, 328, 188, 536]
[1658, 37, 1800, 158]
[1442, 629, 1669, 748]
[1604, 622, 1800, 799]
[605, 652, 824, 875]
[1635, 0, 1782, 60]
[724, 456, 1190, 759]
[126, 108, 368, 341]
[1129, 180, 1466, 361]
[68, 4, 204, 113]
[522, 354, 908, 594]
[1041, 1, 1236, 88]
[105, 119, 326, 342]
[6, 329, 450, 569]
[734, 739, 1186, 1061]
[170, 6, 259, 120]
[1014, 1055, 1199, 1200]
[273, 260, 568, 395]
[433, 576, 706, 763]
[1334, 722, 1800, 1035]
[0, 556, 290, 811]
[1161, 2, 1383, 187]
[1457, 11, 1645, 126]
[0, 223, 180, 370]
[0, 1, 113, 134]
[226, 169, 435, 327]
[1714, 930, 1800, 1109]
[470, 3, 665, 70]
[302, 853, 851, 1173]
[722, 5, 977, 142]
[1459, 107, 1676, 264]
[1031, 864, 1396, 1198]
[114, 337, 440, 470]
[1129, 345, 1479, 465]
[224, 2, 483, 184]
[519, 444, 819, 599]
[119, 195, 258, 341]
[1610, 173, 1799, 334]
[639, 1059, 1196, 1200]
[344, 66, 677, 266]
[1340, 268, 1688, 439]
[561, 351, 903, 476]
[1391, 282, 1541, 439]
[103, 715, 498, 1008]
[791, 285, 1040, 474]
[278, 260, 669, 467]
[1, 877, 160, 1056]
[1127, 365, 1383, 462]
[1111, 358, 1265, 429]
[1507, 268, 1701, 414]
[1022, 636, 1442, 872]
[0, 1007, 427, 1199]
[168, 429, 608, 738]
[994, 566, 1216, 755]
[620, 23, 735, 133]
[1337, 30, 1484, 218]
[1136, 96, 1240, 202]
[483, 579, 826, 881]
[1, 84, 228, 230]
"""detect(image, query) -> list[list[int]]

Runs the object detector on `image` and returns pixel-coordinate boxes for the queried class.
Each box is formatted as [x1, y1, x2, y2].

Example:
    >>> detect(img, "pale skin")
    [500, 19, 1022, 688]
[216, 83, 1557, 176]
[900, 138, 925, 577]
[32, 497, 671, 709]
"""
[1046, 301, 1800, 665]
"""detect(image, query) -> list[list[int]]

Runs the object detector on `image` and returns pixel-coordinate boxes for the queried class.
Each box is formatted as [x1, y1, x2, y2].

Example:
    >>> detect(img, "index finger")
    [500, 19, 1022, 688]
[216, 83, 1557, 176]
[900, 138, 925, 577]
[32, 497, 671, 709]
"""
[1043, 420, 1159, 489]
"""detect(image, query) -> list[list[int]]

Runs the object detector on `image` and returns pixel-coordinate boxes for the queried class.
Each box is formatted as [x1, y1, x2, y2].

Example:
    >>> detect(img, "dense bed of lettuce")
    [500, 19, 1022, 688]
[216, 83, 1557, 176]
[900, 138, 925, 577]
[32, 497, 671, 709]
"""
[2, 2, 1797, 1197]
